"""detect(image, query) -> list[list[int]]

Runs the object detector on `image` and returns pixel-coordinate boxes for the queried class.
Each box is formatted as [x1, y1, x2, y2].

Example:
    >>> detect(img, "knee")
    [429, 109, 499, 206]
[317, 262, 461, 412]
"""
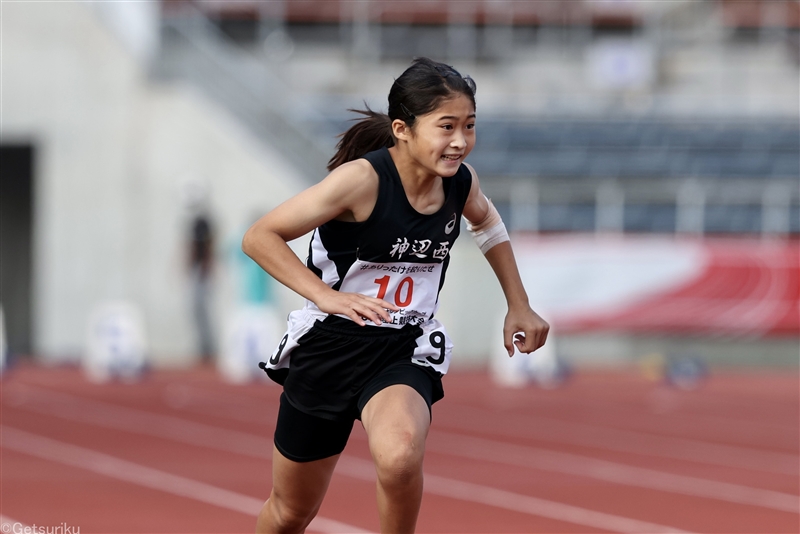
[373, 433, 425, 489]
[260, 497, 318, 533]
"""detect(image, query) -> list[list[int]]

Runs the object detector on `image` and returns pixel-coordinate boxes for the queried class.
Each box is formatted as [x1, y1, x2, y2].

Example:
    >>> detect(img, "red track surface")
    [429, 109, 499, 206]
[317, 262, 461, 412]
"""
[2, 363, 798, 533]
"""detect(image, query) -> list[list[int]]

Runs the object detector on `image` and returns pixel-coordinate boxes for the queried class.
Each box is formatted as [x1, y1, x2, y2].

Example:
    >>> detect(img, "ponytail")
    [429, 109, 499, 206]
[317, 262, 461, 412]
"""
[327, 58, 477, 172]
[327, 108, 394, 171]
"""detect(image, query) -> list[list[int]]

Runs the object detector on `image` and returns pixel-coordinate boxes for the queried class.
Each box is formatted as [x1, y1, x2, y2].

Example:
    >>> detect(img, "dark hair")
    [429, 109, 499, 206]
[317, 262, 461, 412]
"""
[327, 57, 477, 171]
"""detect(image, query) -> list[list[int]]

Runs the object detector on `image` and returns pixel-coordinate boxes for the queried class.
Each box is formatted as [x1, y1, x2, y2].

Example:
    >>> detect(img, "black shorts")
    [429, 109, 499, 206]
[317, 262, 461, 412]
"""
[270, 316, 444, 463]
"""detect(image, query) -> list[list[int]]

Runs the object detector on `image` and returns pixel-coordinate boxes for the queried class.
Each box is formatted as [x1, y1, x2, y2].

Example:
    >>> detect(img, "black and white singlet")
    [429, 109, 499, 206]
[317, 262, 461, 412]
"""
[265, 147, 473, 376]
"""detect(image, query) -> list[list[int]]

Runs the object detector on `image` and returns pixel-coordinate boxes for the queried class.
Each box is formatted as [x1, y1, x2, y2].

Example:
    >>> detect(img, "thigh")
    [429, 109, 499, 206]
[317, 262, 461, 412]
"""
[283, 320, 408, 421]
[361, 384, 431, 458]
[261, 395, 352, 531]
[274, 393, 354, 462]
[265, 446, 339, 526]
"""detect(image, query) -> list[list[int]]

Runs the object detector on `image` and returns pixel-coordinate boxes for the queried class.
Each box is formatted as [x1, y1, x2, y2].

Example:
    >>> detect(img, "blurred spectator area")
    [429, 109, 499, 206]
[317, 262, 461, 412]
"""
[721, 0, 800, 30]
[310, 115, 800, 234]
[470, 118, 800, 235]
[161, 1, 800, 55]
[156, 0, 800, 236]
[164, 1, 800, 29]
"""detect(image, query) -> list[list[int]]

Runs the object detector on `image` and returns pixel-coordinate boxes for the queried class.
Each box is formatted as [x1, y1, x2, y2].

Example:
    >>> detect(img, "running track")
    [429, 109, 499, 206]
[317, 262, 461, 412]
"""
[2, 364, 798, 533]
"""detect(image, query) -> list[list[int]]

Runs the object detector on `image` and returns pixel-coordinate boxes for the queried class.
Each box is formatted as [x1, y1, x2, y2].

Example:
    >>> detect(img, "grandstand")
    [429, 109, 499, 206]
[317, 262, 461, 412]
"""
[157, 0, 800, 237]
[2, 0, 798, 364]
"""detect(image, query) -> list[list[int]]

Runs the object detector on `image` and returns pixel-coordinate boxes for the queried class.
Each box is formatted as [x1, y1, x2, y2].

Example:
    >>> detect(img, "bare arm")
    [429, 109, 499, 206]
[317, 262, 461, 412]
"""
[462, 164, 549, 355]
[242, 160, 397, 326]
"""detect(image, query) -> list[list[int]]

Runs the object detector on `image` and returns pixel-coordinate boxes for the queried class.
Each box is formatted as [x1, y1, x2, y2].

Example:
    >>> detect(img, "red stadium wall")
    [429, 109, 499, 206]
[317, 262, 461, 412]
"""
[514, 236, 799, 338]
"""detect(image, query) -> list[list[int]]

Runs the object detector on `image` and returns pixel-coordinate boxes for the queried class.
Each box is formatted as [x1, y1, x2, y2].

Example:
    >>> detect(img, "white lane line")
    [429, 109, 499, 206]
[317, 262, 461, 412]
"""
[169, 382, 795, 443]
[334, 456, 692, 534]
[441, 402, 798, 476]
[151, 382, 800, 476]
[1, 427, 371, 534]
[427, 430, 800, 514]
[2, 391, 700, 532]
[15, 383, 797, 476]
[5, 384, 269, 456]
[498, 395, 795, 440]
[8, 385, 798, 514]
[5, 427, 688, 534]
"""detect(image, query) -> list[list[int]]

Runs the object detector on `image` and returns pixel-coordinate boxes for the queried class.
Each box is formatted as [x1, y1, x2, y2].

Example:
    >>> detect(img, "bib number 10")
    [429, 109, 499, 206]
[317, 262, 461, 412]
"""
[374, 275, 414, 307]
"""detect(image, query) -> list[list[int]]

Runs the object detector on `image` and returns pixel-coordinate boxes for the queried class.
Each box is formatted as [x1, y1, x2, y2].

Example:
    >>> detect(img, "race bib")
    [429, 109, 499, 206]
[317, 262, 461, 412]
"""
[337, 260, 444, 328]
[263, 308, 318, 370]
[411, 318, 453, 374]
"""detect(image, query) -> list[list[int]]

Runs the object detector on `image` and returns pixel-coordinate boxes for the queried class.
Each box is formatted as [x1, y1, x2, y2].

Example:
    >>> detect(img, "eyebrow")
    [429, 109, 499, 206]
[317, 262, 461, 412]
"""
[437, 114, 477, 120]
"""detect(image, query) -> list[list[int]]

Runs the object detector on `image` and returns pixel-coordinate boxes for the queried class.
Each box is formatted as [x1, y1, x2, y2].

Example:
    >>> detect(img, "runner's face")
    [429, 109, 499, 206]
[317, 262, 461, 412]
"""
[408, 94, 476, 177]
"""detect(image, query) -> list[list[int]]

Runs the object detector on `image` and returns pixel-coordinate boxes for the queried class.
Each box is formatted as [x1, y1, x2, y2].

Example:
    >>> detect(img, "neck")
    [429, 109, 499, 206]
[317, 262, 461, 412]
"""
[387, 145, 439, 195]
[387, 145, 446, 215]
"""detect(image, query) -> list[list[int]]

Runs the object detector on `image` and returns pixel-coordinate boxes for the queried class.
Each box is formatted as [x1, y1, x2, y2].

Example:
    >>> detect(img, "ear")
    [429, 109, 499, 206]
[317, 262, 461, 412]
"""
[392, 119, 412, 142]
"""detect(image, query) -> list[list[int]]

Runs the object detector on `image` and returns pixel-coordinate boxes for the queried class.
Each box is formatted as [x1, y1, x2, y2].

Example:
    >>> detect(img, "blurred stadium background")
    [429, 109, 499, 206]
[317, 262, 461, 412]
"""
[1, 1, 798, 532]
[2, 0, 798, 369]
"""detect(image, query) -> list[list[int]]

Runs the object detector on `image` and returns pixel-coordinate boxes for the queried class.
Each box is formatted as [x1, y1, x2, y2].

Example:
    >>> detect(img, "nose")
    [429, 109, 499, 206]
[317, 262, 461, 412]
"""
[450, 130, 466, 150]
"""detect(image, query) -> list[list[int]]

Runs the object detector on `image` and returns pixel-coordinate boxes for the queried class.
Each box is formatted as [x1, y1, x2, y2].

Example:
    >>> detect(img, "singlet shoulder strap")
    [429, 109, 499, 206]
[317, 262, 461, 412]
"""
[357, 147, 398, 220]
[362, 147, 473, 213]
[361, 147, 399, 185]
[451, 163, 473, 210]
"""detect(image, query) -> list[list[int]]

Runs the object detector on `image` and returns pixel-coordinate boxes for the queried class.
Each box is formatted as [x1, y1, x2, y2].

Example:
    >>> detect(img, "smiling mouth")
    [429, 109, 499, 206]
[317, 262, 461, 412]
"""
[441, 155, 461, 161]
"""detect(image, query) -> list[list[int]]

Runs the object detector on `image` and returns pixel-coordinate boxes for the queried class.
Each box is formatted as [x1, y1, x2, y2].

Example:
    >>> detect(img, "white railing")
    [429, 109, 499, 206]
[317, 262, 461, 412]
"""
[158, 3, 333, 184]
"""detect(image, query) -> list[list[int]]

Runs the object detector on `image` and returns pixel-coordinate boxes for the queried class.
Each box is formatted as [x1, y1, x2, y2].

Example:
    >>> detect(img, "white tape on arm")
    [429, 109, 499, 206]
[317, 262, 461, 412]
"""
[466, 197, 510, 254]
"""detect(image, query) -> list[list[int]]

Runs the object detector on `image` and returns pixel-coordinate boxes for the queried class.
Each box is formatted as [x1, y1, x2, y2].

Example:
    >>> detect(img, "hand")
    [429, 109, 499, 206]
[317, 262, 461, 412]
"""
[315, 289, 399, 326]
[503, 305, 549, 356]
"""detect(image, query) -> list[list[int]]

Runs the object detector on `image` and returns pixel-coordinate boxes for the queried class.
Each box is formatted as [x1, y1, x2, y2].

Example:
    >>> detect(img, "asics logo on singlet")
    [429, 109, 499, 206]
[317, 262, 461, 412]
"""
[444, 213, 457, 235]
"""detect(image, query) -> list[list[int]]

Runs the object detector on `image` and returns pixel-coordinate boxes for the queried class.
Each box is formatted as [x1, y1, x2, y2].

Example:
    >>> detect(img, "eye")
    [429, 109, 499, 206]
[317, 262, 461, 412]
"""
[441, 124, 453, 131]
[466, 123, 476, 130]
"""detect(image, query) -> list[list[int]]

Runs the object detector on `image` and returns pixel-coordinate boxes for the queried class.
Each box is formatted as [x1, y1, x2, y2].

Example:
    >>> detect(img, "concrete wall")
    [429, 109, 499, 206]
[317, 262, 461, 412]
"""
[3, 2, 304, 365]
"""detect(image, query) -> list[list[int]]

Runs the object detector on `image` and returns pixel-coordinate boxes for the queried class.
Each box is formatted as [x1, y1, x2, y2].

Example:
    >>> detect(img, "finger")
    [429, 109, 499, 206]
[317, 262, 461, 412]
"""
[378, 298, 400, 312]
[358, 301, 393, 323]
[353, 305, 385, 326]
[519, 332, 543, 354]
[533, 324, 549, 351]
[537, 328, 549, 350]
[520, 332, 538, 353]
[358, 297, 397, 322]
[513, 333, 529, 353]
[539, 319, 551, 343]
[361, 295, 399, 312]
[361, 298, 396, 324]
[504, 328, 515, 357]
[346, 310, 367, 327]
[370, 311, 385, 326]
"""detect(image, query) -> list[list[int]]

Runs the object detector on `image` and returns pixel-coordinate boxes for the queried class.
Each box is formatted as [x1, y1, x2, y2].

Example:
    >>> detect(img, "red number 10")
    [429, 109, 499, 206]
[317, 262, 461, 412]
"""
[374, 276, 414, 307]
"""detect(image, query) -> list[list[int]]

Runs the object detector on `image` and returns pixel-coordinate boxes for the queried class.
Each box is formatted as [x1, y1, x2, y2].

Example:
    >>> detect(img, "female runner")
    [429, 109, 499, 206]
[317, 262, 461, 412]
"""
[243, 57, 549, 533]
